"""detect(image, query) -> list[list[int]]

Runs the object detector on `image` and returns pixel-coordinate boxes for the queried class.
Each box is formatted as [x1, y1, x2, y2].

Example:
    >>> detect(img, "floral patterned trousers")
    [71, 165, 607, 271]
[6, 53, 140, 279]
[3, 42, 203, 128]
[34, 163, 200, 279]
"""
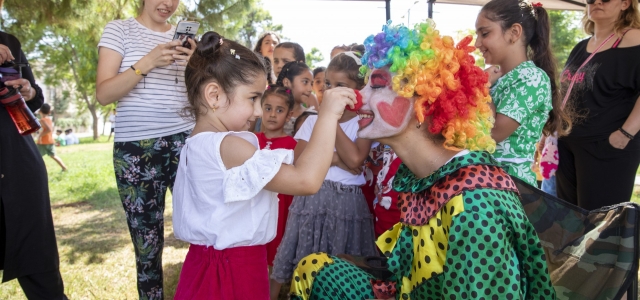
[113, 131, 188, 300]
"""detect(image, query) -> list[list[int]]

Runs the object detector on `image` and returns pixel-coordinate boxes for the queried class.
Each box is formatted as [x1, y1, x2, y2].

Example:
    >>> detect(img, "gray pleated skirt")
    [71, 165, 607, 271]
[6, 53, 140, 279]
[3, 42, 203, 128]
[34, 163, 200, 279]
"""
[270, 180, 378, 283]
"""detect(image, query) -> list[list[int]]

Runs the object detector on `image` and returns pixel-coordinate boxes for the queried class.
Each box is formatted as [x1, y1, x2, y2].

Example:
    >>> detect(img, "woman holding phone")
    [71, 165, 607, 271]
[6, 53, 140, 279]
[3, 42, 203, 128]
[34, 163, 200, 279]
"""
[96, 0, 196, 298]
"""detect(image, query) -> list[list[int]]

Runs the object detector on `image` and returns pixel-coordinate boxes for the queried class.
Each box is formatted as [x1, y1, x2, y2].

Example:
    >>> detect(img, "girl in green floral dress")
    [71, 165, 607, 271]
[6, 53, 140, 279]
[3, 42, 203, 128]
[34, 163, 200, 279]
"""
[475, 0, 570, 185]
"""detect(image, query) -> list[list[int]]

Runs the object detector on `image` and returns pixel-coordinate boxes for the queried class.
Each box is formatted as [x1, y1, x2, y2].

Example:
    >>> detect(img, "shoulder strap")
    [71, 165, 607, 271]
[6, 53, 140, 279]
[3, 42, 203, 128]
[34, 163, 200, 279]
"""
[561, 33, 616, 109]
[612, 29, 633, 48]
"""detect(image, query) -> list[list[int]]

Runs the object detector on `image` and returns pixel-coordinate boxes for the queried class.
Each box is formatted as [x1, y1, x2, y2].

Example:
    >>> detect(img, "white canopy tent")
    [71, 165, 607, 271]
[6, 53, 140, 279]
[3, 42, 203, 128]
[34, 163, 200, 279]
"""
[319, 0, 585, 20]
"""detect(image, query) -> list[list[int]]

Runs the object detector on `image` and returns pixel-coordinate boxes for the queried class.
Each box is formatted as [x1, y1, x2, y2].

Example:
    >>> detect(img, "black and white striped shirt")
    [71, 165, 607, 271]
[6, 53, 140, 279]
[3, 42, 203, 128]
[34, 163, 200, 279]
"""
[98, 18, 194, 142]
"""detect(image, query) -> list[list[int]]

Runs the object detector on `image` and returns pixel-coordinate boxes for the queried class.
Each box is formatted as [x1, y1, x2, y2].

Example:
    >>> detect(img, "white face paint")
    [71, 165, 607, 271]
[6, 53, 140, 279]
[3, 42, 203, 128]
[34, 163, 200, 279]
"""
[357, 67, 414, 140]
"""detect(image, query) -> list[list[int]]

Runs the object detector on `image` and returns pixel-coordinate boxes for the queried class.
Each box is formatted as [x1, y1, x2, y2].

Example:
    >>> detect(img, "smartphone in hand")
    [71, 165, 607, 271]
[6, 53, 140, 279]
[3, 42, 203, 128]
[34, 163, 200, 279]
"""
[173, 20, 200, 50]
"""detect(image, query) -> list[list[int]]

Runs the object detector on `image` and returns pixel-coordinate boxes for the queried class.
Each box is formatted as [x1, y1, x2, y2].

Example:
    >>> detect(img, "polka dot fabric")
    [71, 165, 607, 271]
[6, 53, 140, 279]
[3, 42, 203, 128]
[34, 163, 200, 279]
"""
[289, 151, 555, 300]
[289, 253, 376, 300]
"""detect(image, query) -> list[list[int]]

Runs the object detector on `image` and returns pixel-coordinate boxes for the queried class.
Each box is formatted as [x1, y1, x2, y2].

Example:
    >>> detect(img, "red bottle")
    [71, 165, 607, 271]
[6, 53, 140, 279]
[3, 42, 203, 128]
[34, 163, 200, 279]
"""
[0, 87, 41, 135]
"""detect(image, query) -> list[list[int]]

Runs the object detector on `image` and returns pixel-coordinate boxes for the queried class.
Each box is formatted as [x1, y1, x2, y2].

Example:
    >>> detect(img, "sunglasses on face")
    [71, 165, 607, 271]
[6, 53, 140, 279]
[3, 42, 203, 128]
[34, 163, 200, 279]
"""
[586, 0, 611, 5]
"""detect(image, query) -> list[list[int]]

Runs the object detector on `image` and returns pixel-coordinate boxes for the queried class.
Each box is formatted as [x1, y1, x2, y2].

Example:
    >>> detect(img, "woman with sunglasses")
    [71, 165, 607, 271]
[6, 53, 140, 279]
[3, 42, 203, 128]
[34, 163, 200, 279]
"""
[556, 0, 640, 210]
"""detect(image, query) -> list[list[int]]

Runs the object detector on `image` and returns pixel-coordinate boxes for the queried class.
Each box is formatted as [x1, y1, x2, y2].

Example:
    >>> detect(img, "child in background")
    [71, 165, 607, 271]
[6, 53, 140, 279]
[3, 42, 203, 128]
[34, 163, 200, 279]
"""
[476, 0, 568, 186]
[253, 31, 280, 65]
[275, 61, 317, 136]
[330, 43, 364, 59]
[270, 51, 377, 299]
[37, 103, 67, 171]
[272, 42, 305, 78]
[256, 85, 298, 267]
[250, 57, 277, 133]
[107, 109, 116, 142]
[64, 129, 79, 145]
[293, 110, 317, 136]
[370, 145, 402, 237]
[55, 129, 66, 147]
[171, 32, 356, 299]
[312, 67, 326, 104]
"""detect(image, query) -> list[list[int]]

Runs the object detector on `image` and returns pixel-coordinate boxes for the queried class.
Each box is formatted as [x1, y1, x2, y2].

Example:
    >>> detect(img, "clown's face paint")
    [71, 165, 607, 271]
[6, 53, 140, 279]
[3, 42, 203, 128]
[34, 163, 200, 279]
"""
[357, 68, 414, 140]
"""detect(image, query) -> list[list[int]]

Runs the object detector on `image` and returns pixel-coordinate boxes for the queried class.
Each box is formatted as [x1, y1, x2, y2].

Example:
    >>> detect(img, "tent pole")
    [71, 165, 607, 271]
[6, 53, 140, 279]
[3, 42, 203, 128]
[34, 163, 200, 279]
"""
[386, 0, 391, 21]
[428, 0, 435, 19]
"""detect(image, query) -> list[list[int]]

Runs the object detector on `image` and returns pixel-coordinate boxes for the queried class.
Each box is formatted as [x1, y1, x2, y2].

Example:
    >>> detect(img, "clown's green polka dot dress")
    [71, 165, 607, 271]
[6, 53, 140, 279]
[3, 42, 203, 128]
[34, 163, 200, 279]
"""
[290, 151, 555, 300]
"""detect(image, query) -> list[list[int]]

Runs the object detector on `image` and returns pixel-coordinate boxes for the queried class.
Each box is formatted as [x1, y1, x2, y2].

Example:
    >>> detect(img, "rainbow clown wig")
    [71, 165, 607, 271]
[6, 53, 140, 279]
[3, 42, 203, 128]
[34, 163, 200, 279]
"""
[360, 20, 496, 153]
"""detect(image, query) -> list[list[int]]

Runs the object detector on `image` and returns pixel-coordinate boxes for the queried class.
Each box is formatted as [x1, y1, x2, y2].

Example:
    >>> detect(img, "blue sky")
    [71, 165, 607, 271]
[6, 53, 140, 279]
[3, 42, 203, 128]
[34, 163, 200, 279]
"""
[262, 0, 483, 66]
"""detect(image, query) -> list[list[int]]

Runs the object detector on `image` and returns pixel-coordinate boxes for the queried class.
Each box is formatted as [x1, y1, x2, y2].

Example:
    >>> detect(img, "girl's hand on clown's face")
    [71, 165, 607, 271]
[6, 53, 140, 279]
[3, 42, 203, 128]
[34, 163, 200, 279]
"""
[319, 87, 356, 120]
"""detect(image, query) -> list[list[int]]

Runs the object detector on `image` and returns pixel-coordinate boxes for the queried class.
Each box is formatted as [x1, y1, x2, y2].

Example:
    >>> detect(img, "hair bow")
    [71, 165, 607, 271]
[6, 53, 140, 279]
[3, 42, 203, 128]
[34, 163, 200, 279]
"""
[532, 2, 543, 7]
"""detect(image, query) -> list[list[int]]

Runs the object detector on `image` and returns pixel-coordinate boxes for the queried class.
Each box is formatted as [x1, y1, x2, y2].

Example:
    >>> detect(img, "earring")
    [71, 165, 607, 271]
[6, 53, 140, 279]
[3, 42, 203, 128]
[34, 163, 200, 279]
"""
[211, 96, 219, 112]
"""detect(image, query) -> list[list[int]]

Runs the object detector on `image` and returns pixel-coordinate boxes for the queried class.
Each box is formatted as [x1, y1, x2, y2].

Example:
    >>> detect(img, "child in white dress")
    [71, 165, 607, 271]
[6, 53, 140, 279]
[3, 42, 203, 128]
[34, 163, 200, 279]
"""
[171, 32, 356, 300]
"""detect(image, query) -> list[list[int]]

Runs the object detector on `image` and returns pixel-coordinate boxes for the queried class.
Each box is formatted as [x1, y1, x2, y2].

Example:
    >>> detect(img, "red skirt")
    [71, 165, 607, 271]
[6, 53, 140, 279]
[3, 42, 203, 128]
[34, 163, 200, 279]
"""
[174, 244, 269, 300]
[266, 193, 293, 266]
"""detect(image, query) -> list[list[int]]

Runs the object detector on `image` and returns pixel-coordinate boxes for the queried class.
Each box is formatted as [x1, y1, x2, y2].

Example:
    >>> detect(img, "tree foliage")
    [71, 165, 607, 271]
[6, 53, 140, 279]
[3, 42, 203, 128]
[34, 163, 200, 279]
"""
[548, 10, 586, 70]
[305, 47, 324, 69]
[1, 0, 282, 139]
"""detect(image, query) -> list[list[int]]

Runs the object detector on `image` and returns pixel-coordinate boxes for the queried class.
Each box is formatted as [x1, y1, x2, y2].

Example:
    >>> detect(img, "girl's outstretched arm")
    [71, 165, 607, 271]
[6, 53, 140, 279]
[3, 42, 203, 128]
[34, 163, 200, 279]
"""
[221, 87, 356, 196]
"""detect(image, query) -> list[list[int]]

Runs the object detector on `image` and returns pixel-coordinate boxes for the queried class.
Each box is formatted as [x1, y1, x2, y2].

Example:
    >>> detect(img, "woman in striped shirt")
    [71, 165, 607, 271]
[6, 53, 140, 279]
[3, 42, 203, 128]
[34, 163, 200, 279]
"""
[96, 0, 195, 298]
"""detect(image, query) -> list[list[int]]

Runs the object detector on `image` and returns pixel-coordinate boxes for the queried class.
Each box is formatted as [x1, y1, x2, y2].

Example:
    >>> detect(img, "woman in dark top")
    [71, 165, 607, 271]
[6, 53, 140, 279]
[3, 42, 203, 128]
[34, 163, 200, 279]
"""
[0, 31, 66, 299]
[556, 0, 640, 210]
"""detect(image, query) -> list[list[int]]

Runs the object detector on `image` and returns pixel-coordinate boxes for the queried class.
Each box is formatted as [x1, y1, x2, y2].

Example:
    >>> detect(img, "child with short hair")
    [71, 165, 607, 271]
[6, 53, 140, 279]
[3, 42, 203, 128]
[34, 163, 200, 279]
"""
[37, 103, 67, 171]
[55, 129, 66, 147]
[171, 32, 356, 299]
[64, 128, 79, 145]
[272, 42, 305, 78]
[276, 61, 317, 135]
[270, 51, 377, 299]
[312, 66, 326, 104]
[257, 85, 298, 267]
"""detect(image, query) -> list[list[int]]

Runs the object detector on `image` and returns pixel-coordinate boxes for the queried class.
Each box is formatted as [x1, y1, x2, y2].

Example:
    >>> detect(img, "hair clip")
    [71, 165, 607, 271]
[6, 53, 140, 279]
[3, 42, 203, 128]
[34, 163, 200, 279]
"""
[343, 51, 363, 66]
[286, 89, 291, 94]
[235, 54, 240, 60]
[230, 49, 236, 55]
[531, 2, 542, 7]
[219, 38, 223, 46]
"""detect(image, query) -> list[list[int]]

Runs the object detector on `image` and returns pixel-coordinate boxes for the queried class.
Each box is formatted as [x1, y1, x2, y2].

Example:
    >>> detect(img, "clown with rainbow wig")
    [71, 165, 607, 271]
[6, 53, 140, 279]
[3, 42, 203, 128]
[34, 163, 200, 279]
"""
[288, 20, 554, 300]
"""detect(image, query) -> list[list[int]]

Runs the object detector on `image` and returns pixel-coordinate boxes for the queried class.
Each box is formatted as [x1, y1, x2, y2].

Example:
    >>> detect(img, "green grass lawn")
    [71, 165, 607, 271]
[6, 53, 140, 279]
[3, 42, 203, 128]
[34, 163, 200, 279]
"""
[0, 139, 188, 300]
[0, 138, 638, 299]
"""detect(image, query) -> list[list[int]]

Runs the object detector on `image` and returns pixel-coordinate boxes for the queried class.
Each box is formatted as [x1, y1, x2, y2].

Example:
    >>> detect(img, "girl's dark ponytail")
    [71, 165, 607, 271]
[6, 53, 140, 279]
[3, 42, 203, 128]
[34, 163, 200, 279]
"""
[275, 61, 310, 87]
[196, 31, 223, 58]
[530, 6, 572, 136]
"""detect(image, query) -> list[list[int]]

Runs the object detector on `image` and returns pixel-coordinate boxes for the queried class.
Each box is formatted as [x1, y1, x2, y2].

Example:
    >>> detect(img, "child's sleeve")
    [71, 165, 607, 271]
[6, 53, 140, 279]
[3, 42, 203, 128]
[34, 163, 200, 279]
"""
[223, 148, 294, 203]
[494, 68, 550, 125]
[293, 115, 317, 142]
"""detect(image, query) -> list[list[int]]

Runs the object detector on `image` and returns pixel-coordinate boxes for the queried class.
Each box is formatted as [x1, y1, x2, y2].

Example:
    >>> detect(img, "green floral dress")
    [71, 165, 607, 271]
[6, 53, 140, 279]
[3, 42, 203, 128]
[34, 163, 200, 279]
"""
[289, 151, 555, 300]
[490, 61, 552, 185]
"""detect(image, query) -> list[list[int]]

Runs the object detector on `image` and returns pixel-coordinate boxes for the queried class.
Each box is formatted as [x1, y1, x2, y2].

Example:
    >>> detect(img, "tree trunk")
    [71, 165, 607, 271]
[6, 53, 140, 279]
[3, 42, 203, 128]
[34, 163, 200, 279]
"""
[91, 108, 99, 140]
[65, 39, 99, 140]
